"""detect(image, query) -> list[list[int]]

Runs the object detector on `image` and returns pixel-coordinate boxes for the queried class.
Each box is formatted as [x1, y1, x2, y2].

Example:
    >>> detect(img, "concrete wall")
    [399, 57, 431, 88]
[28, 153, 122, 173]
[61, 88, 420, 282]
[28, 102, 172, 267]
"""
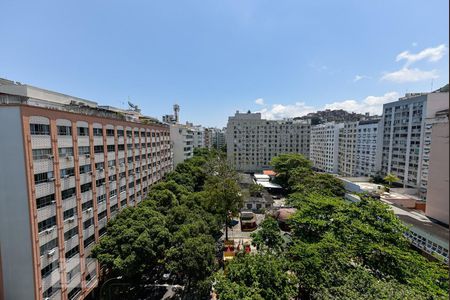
[426, 122, 449, 225]
[0, 107, 36, 300]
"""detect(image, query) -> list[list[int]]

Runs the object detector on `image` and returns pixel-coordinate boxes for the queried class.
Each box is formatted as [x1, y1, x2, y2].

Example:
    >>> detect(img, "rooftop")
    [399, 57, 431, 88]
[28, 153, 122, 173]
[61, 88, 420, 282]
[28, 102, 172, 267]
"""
[0, 78, 163, 125]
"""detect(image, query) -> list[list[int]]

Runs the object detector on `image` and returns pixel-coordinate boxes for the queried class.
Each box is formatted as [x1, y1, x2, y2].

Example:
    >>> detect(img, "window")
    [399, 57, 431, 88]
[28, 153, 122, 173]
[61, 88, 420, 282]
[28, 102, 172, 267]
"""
[61, 187, 76, 200]
[63, 208, 76, 220]
[36, 194, 55, 209]
[95, 162, 104, 170]
[118, 144, 125, 151]
[110, 204, 118, 212]
[84, 235, 95, 248]
[34, 171, 54, 184]
[30, 123, 50, 135]
[43, 282, 60, 298]
[38, 216, 57, 232]
[108, 159, 115, 167]
[83, 218, 94, 229]
[57, 125, 72, 136]
[68, 286, 82, 300]
[82, 200, 93, 211]
[107, 145, 116, 152]
[94, 145, 104, 154]
[41, 260, 59, 278]
[98, 210, 107, 220]
[32, 148, 52, 160]
[97, 194, 106, 203]
[80, 182, 92, 193]
[78, 146, 90, 155]
[93, 128, 103, 136]
[58, 147, 74, 157]
[64, 226, 78, 241]
[60, 167, 75, 178]
[109, 189, 117, 198]
[117, 129, 124, 137]
[65, 245, 79, 259]
[106, 129, 115, 136]
[79, 164, 92, 174]
[96, 178, 105, 187]
[40, 238, 57, 255]
[77, 127, 89, 136]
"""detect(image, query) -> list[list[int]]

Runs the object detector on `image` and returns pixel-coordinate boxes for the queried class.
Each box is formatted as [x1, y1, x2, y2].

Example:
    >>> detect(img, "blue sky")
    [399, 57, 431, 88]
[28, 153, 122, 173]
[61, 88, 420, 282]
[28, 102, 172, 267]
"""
[1, 0, 448, 127]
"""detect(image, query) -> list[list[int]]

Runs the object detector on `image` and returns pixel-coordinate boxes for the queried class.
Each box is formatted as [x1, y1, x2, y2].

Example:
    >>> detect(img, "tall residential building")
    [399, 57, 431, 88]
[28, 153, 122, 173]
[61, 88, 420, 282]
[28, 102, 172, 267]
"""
[338, 122, 358, 176]
[424, 109, 449, 225]
[0, 79, 173, 300]
[169, 123, 194, 166]
[337, 119, 382, 177]
[226, 111, 311, 172]
[354, 119, 382, 177]
[211, 127, 226, 150]
[381, 92, 449, 189]
[310, 122, 344, 173]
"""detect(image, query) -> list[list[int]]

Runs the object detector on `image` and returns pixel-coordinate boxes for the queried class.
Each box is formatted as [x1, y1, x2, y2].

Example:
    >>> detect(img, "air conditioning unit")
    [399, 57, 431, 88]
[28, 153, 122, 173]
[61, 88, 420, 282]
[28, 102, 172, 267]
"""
[47, 249, 56, 256]
[64, 175, 69, 179]
[51, 200, 56, 204]
[102, 182, 106, 185]
[47, 155, 54, 159]
[67, 156, 73, 161]
[45, 227, 54, 234]
[87, 208, 93, 213]
[88, 171, 93, 175]
[85, 154, 90, 158]
[67, 216, 75, 223]
[48, 177, 55, 182]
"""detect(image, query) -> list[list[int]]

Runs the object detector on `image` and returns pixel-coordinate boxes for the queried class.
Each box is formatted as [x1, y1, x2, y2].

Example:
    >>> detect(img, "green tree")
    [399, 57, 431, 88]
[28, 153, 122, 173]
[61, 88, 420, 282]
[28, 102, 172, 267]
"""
[248, 183, 264, 197]
[270, 153, 312, 188]
[251, 217, 284, 252]
[214, 253, 298, 300]
[92, 206, 171, 280]
[384, 173, 400, 187]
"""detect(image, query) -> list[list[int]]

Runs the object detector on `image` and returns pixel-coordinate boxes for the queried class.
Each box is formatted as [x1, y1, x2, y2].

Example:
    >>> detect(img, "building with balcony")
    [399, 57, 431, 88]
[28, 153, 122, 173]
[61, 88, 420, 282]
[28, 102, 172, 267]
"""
[0, 78, 173, 300]
[169, 123, 194, 166]
[226, 111, 311, 172]
[380, 92, 449, 191]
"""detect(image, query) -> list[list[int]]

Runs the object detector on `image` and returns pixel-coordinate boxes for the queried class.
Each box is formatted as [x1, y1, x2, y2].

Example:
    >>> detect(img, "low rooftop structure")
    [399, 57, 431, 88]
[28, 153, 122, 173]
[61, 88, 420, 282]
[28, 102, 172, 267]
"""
[254, 174, 270, 181]
[338, 176, 385, 194]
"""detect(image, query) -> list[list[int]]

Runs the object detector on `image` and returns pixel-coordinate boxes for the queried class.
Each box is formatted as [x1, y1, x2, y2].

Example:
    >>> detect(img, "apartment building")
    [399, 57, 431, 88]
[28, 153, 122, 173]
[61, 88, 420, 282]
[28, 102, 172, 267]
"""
[424, 109, 449, 225]
[211, 127, 226, 150]
[169, 124, 194, 166]
[338, 122, 358, 176]
[226, 111, 311, 172]
[0, 79, 173, 300]
[310, 122, 343, 173]
[354, 119, 382, 177]
[337, 119, 382, 177]
[381, 92, 449, 189]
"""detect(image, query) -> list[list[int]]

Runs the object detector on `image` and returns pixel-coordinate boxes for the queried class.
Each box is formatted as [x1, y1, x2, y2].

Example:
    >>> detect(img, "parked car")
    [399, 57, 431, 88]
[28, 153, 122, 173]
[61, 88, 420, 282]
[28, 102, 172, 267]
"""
[240, 211, 257, 231]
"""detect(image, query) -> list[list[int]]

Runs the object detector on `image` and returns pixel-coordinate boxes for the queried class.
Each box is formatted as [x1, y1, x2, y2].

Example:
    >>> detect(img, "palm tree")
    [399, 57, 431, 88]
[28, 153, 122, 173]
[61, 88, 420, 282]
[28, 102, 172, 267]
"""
[383, 173, 400, 187]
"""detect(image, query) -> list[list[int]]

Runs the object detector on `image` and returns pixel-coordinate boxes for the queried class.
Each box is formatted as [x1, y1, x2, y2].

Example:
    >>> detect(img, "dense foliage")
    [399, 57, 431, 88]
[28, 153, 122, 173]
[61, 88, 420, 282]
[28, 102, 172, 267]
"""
[93, 149, 242, 297]
[215, 153, 449, 300]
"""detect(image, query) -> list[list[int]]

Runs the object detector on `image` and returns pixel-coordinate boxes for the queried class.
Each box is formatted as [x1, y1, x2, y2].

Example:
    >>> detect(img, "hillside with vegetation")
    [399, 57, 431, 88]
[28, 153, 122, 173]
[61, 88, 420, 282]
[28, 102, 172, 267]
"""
[294, 109, 376, 125]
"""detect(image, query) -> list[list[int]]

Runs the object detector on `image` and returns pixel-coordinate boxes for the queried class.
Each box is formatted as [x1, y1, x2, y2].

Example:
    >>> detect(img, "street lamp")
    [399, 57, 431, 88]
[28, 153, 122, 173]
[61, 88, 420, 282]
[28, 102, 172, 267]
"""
[99, 276, 123, 300]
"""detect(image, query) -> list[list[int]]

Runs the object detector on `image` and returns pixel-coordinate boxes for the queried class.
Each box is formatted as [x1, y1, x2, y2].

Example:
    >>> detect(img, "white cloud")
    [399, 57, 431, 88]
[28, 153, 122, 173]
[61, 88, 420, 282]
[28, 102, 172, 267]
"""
[258, 102, 316, 120]
[396, 44, 447, 66]
[254, 98, 265, 105]
[324, 92, 399, 115]
[256, 92, 399, 119]
[381, 68, 438, 83]
[353, 75, 369, 82]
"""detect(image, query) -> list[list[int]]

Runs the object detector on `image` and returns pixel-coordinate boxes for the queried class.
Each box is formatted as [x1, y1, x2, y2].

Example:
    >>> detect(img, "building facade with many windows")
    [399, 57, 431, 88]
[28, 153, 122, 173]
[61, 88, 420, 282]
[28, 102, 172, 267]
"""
[310, 122, 343, 173]
[380, 92, 448, 190]
[226, 111, 311, 172]
[0, 79, 172, 300]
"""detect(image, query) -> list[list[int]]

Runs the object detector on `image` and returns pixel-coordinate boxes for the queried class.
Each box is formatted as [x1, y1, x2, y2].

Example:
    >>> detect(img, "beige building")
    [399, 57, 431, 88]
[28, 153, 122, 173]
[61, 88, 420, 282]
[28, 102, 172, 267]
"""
[226, 111, 311, 172]
[425, 109, 449, 226]
[0, 79, 173, 300]
[310, 122, 343, 173]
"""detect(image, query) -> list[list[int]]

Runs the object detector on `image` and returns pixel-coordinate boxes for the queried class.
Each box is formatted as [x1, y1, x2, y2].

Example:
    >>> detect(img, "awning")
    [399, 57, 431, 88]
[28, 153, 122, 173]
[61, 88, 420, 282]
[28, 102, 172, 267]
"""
[256, 180, 282, 189]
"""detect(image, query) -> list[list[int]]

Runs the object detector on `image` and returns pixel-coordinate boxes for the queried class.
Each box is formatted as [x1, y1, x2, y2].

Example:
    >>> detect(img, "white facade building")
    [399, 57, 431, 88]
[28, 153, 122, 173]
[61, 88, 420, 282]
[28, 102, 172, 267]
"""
[170, 124, 194, 166]
[226, 111, 311, 172]
[310, 122, 343, 173]
[381, 92, 449, 190]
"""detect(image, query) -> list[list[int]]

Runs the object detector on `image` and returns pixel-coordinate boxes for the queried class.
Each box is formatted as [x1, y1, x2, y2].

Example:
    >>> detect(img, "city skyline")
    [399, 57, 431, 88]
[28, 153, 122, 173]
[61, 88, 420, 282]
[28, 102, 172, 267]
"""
[1, 0, 448, 127]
